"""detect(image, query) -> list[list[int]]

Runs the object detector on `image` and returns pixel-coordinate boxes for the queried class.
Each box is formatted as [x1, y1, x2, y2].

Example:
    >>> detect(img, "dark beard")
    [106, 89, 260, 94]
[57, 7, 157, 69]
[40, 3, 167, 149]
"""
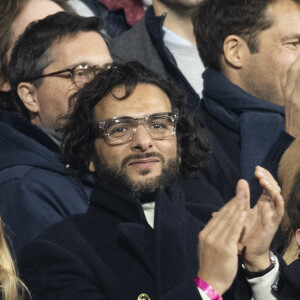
[93, 152, 180, 203]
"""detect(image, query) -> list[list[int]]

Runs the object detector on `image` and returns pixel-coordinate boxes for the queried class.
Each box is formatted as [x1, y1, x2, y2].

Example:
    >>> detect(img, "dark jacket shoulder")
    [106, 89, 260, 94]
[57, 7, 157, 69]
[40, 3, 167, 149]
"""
[0, 110, 91, 253]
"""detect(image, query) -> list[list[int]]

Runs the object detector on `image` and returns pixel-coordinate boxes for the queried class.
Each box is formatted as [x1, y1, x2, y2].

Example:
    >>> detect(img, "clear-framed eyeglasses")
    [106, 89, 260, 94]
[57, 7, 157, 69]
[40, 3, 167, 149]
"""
[95, 112, 179, 145]
[27, 64, 101, 88]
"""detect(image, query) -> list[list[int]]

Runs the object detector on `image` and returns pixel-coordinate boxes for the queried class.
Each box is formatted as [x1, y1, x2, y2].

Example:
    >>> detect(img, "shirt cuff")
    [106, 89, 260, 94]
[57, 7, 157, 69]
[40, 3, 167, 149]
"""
[247, 256, 279, 300]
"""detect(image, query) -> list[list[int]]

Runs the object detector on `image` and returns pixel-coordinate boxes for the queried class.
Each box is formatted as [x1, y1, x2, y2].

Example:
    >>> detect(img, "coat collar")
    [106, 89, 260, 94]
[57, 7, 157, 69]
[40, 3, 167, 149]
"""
[87, 179, 203, 295]
[0, 109, 59, 152]
[88, 179, 148, 224]
[88, 178, 186, 225]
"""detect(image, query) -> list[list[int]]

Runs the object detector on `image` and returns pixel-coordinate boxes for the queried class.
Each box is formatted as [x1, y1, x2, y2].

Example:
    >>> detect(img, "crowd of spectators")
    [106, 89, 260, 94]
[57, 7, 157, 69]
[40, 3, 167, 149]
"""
[0, 0, 300, 299]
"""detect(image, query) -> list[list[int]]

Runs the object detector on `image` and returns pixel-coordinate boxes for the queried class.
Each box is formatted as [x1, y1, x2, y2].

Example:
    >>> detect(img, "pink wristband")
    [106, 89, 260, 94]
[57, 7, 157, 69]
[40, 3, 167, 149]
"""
[194, 276, 223, 300]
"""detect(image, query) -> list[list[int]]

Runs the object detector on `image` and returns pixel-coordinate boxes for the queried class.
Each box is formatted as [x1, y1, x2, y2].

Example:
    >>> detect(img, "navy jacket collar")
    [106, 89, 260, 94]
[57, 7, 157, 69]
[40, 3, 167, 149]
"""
[89, 179, 186, 225]
[0, 109, 58, 152]
[89, 179, 147, 224]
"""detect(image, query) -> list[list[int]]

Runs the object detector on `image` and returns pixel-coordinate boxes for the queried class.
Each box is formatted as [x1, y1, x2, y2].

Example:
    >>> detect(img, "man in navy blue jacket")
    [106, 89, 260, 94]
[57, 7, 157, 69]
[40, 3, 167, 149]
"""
[19, 62, 284, 299]
[192, 0, 300, 204]
[0, 12, 112, 254]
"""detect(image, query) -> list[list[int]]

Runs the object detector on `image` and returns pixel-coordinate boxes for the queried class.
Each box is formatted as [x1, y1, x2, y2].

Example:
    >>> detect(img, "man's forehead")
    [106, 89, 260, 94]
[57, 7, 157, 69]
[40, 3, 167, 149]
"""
[257, 0, 300, 45]
[93, 84, 173, 121]
[266, 0, 300, 24]
[45, 31, 111, 70]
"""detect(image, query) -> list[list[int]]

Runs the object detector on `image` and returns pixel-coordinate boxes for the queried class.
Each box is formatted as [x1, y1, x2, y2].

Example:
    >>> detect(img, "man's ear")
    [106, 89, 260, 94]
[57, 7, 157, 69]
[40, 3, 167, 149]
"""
[17, 82, 39, 113]
[223, 35, 248, 69]
[89, 160, 95, 173]
[295, 229, 300, 247]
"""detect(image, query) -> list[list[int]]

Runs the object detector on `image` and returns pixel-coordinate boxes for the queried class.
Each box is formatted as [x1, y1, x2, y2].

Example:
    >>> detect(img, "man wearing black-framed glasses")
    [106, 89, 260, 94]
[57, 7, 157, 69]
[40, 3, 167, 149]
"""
[0, 11, 112, 254]
[10, 13, 112, 131]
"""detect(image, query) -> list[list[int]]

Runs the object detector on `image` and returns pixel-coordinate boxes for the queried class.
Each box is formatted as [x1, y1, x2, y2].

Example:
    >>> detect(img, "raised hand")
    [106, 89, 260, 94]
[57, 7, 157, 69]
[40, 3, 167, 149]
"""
[240, 166, 284, 271]
[196, 180, 249, 295]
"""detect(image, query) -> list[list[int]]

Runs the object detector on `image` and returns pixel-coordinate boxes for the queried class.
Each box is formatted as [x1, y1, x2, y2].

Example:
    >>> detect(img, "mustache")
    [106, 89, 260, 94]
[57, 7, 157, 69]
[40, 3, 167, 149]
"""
[121, 152, 165, 168]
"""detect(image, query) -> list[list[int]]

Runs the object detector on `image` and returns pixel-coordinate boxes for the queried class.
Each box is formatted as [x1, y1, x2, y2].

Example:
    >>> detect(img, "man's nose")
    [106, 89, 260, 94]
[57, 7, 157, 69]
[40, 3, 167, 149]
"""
[130, 125, 153, 151]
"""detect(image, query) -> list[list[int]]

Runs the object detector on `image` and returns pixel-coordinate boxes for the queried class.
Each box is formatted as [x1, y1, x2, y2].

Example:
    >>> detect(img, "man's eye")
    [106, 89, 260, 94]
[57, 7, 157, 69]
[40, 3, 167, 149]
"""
[115, 127, 127, 133]
[109, 124, 130, 136]
[286, 40, 300, 47]
[149, 123, 168, 130]
[75, 70, 87, 77]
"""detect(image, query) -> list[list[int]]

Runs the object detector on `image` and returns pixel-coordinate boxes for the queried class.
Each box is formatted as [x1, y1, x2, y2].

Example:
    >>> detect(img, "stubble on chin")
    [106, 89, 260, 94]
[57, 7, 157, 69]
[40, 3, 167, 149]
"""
[93, 153, 180, 201]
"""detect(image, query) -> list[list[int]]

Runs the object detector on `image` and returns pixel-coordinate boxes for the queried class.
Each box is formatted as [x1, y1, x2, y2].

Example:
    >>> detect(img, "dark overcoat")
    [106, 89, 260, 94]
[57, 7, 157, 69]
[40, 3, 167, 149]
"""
[19, 181, 251, 299]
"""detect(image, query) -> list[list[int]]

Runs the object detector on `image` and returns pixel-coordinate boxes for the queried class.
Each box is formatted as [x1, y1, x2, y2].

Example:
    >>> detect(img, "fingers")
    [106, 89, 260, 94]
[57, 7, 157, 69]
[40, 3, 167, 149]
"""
[273, 193, 285, 221]
[255, 166, 281, 199]
[255, 183, 284, 230]
[284, 54, 300, 99]
[255, 166, 284, 224]
[235, 170, 284, 267]
[208, 179, 249, 227]
[200, 206, 246, 243]
[236, 179, 250, 210]
[200, 180, 249, 243]
[197, 180, 250, 295]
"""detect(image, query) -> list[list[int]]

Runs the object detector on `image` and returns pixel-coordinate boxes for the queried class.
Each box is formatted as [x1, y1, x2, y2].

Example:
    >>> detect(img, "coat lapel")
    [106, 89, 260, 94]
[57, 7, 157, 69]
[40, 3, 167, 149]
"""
[90, 181, 157, 277]
[154, 183, 189, 295]
[118, 222, 155, 277]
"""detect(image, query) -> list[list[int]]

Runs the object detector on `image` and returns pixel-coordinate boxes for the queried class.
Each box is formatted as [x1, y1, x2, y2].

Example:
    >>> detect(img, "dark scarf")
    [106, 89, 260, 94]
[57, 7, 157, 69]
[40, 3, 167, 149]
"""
[202, 68, 285, 180]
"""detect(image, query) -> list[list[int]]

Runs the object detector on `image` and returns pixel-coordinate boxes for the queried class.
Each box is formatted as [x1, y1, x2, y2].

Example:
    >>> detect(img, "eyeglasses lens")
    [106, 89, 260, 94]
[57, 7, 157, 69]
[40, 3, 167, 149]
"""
[73, 66, 96, 88]
[106, 120, 134, 144]
[106, 115, 175, 144]
[146, 115, 174, 138]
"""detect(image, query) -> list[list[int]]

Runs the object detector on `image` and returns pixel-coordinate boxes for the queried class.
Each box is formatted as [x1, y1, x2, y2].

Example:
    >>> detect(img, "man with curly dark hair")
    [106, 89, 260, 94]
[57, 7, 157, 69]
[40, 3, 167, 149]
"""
[19, 62, 284, 300]
[60, 61, 209, 181]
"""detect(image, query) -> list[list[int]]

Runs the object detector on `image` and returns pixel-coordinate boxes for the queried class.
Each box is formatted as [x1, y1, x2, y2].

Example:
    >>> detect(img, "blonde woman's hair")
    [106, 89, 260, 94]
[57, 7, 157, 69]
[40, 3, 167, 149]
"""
[0, 220, 29, 300]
